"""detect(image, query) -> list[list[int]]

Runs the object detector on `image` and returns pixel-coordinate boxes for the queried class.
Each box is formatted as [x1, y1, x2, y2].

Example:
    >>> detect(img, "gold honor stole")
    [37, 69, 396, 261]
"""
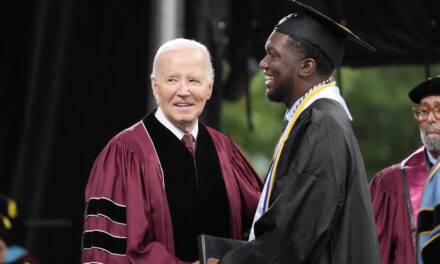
[262, 81, 336, 213]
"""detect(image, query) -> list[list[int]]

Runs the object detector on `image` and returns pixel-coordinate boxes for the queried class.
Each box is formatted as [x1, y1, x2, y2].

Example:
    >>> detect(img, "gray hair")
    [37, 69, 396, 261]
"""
[421, 128, 440, 153]
[151, 38, 214, 79]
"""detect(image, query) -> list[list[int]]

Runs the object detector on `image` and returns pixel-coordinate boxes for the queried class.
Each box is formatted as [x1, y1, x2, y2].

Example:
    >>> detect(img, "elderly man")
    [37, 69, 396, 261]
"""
[206, 1, 380, 263]
[370, 76, 440, 264]
[81, 38, 263, 263]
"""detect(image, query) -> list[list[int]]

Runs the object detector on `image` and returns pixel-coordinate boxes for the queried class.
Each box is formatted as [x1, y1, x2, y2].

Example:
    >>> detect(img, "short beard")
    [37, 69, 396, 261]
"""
[266, 77, 294, 105]
[421, 129, 440, 153]
[266, 84, 289, 103]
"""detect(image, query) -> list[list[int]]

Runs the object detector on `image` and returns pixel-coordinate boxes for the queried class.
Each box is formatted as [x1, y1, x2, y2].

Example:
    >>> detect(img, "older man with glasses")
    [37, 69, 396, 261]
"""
[370, 76, 440, 264]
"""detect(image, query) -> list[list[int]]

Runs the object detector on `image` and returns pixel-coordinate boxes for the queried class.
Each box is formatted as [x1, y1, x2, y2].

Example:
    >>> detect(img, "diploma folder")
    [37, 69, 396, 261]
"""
[197, 234, 247, 264]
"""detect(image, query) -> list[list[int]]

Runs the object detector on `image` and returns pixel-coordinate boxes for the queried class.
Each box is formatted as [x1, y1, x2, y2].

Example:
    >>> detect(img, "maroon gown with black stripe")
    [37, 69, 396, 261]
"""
[81, 112, 262, 264]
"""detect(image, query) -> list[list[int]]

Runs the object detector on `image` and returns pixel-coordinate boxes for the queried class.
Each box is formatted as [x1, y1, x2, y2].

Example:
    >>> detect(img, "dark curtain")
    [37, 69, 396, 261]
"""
[306, 0, 440, 67]
[242, 0, 440, 67]
[1, 0, 150, 262]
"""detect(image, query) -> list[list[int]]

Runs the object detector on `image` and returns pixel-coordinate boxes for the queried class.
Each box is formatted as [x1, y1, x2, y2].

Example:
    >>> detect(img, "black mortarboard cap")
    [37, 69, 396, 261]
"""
[274, 0, 375, 68]
[408, 76, 440, 104]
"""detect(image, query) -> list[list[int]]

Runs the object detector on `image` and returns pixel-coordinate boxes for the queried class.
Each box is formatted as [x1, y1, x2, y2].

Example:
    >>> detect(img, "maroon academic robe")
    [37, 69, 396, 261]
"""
[369, 146, 429, 264]
[81, 119, 262, 264]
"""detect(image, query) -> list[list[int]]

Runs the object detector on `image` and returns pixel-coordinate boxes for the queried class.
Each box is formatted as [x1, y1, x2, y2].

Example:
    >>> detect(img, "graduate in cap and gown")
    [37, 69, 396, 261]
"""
[206, 1, 380, 263]
[81, 38, 263, 264]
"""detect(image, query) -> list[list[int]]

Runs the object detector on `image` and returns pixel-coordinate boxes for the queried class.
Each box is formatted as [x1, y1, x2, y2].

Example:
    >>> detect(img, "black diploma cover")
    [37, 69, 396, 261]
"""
[197, 234, 247, 264]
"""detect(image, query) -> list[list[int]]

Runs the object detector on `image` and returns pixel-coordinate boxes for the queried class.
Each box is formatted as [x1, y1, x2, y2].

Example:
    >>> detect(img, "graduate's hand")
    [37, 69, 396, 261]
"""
[193, 261, 200, 264]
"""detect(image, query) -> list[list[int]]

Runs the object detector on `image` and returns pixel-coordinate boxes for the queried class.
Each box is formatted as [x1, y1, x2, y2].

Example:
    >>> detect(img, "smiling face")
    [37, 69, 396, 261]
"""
[259, 31, 304, 108]
[419, 95, 440, 158]
[151, 48, 213, 133]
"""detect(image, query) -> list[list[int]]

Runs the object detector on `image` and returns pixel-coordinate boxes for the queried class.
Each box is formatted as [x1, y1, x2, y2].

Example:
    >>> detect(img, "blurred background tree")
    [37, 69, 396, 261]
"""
[221, 64, 440, 180]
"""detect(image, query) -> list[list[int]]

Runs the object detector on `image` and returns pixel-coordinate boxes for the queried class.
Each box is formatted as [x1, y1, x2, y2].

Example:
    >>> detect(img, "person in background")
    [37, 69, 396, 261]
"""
[0, 194, 39, 264]
[370, 76, 440, 264]
[206, 1, 380, 263]
[416, 151, 440, 264]
[0, 227, 6, 263]
[81, 38, 263, 263]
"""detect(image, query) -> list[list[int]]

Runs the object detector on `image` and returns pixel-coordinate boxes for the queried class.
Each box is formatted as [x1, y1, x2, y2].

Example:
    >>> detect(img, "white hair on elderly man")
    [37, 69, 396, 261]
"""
[151, 38, 214, 79]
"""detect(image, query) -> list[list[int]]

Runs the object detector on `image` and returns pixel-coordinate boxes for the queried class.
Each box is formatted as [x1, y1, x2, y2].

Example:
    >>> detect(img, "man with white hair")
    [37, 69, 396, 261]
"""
[370, 76, 440, 264]
[81, 38, 263, 264]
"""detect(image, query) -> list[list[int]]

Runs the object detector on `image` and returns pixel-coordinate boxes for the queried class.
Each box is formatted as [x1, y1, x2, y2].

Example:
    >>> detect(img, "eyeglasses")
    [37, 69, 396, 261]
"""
[412, 105, 440, 121]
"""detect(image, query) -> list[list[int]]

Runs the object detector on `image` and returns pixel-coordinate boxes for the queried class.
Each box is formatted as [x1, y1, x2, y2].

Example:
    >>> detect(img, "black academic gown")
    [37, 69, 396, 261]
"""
[220, 99, 380, 264]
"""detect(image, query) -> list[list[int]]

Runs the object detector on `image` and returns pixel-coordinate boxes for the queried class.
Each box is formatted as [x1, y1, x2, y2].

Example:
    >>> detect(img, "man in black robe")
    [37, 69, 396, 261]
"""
[208, 1, 380, 263]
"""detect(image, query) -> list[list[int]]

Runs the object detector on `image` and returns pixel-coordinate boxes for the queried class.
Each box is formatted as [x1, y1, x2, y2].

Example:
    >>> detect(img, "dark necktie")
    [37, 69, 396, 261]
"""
[182, 134, 198, 186]
[182, 134, 194, 154]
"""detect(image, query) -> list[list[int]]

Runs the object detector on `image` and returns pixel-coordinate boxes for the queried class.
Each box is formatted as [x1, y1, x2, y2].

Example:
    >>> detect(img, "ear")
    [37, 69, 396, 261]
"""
[151, 76, 159, 101]
[298, 58, 316, 77]
[206, 76, 214, 100]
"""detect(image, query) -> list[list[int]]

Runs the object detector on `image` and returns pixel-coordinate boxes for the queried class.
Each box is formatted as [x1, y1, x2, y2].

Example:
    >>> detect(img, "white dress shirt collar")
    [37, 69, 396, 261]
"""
[154, 107, 198, 140]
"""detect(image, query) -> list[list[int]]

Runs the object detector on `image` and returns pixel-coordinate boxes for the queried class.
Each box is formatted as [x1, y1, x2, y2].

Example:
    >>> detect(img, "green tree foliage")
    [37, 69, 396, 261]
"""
[221, 64, 440, 181]
[221, 72, 285, 177]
